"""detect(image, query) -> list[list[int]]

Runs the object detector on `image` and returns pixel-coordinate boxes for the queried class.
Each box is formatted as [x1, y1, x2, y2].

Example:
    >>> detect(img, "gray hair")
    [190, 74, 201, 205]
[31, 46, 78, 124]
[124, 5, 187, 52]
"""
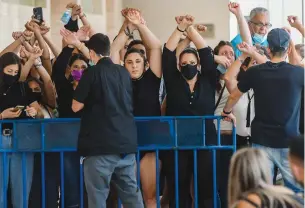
[228, 148, 272, 207]
[249, 7, 269, 20]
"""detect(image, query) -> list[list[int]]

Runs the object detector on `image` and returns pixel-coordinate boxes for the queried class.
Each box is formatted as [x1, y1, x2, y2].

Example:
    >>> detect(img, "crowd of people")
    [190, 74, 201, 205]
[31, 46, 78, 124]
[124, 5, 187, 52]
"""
[0, 1, 304, 208]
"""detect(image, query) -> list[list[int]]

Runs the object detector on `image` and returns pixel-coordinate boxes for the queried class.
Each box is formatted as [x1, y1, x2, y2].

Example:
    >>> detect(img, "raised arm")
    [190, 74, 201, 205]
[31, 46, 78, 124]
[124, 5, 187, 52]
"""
[60, 29, 90, 59]
[0, 36, 25, 57]
[19, 46, 43, 81]
[110, 22, 130, 64]
[126, 10, 162, 77]
[288, 16, 305, 37]
[32, 57, 57, 108]
[166, 16, 192, 51]
[25, 21, 52, 75]
[186, 21, 208, 50]
[224, 53, 248, 93]
[229, 2, 252, 45]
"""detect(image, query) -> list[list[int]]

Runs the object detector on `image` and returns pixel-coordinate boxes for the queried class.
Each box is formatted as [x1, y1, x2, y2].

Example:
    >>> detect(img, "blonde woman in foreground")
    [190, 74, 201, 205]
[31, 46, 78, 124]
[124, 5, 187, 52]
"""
[228, 148, 303, 208]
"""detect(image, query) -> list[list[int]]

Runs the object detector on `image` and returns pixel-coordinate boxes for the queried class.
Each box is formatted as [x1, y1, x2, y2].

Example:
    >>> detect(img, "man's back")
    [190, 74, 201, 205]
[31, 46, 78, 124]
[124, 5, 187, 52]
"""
[238, 61, 304, 148]
[74, 58, 137, 156]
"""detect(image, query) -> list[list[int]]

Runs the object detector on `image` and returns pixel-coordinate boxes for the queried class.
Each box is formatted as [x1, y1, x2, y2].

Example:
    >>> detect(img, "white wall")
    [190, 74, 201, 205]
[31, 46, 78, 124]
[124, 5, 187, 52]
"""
[122, 0, 230, 48]
[0, 1, 50, 50]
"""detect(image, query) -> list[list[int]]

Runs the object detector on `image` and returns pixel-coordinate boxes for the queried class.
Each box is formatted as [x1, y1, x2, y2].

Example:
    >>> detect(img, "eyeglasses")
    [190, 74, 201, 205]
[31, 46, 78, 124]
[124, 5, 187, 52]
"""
[250, 21, 272, 29]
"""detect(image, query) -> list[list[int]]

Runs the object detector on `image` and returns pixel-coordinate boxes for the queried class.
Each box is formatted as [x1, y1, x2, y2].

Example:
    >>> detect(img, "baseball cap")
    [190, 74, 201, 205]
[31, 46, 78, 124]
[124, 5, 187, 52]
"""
[86, 33, 110, 56]
[267, 28, 290, 52]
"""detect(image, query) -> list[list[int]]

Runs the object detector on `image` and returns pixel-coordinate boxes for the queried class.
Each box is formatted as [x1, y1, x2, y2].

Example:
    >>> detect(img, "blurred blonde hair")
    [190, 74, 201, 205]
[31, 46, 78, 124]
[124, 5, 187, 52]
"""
[228, 148, 272, 206]
[228, 148, 303, 208]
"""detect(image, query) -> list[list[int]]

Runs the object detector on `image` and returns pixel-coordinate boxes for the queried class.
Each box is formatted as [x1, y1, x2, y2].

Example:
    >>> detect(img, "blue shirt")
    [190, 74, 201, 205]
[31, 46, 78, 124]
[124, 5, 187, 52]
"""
[237, 61, 304, 148]
[231, 34, 268, 58]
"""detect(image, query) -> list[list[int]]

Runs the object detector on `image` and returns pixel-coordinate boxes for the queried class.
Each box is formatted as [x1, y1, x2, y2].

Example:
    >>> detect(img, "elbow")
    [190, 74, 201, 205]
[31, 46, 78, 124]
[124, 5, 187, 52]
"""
[71, 104, 79, 113]
[223, 74, 232, 83]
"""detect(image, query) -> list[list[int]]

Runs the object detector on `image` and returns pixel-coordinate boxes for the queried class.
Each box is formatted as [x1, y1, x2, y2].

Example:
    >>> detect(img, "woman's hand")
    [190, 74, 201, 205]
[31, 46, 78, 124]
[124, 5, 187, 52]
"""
[76, 25, 90, 41]
[22, 30, 34, 42]
[1, 108, 22, 119]
[196, 24, 207, 33]
[25, 21, 40, 34]
[125, 9, 142, 26]
[178, 15, 194, 31]
[29, 46, 43, 60]
[60, 29, 81, 46]
[215, 55, 231, 68]
[25, 106, 38, 118]
[12, 31, 23, 40]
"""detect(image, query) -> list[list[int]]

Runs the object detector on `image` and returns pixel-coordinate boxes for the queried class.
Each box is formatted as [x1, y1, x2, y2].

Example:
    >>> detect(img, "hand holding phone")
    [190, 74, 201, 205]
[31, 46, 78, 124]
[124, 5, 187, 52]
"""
[13, 105, 25, 112]
[33, 7, 43, 25]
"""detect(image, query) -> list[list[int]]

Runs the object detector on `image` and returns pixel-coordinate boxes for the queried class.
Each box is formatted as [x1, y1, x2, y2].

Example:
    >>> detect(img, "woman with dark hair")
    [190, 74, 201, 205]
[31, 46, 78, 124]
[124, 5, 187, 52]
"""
[52, 44, 89, 207]
[0, 52, 42, 208]
[111, 8, 162, 208]
[162, 14, 218, 207]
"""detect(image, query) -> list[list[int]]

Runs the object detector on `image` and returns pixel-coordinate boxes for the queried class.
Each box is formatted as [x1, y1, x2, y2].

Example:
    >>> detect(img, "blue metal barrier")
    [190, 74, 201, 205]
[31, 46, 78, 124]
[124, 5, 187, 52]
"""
[0, 116, 236, 208]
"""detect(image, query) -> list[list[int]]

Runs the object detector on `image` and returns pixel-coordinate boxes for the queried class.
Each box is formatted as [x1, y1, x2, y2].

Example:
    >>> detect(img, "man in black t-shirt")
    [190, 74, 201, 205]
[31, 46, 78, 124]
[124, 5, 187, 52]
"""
[72, 33, 143, 208]
[222, 28, 304, 193]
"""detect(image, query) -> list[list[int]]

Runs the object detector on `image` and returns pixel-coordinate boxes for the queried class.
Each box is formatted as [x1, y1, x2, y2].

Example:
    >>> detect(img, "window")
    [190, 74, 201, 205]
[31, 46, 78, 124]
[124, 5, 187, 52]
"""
[2, 0, 46, 8]
[81, 0, 103, 15]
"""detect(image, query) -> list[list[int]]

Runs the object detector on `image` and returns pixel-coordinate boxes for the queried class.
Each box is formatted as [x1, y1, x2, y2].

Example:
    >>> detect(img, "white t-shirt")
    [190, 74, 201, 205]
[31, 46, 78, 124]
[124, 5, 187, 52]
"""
[214, 80, 255, 135]
[214, 80, 232, 131]
[233, 90, 255, 137]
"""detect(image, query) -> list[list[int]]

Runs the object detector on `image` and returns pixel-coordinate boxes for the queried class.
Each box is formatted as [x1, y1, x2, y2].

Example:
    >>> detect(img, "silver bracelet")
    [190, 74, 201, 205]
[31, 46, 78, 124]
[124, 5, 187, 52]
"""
[35, 63, 42, 69]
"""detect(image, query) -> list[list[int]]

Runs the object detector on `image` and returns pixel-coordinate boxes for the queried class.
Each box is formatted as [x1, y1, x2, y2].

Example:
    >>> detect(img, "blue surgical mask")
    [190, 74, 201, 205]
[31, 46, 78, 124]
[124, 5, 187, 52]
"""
[89, 60, 95, 66]
[217, 64, 227, 74]
[252, 33, 266, 44]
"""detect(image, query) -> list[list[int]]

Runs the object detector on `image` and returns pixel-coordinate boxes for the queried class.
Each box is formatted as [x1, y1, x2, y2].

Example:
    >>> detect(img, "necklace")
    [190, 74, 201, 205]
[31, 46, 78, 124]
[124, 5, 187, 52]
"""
[2, 85, 12, 96]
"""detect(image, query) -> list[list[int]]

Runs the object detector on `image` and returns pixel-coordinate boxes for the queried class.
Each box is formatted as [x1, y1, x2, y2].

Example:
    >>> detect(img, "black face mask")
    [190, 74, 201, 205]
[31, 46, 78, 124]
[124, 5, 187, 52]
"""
[33, 92, 42, 102]
[181, 64, 198, 80]
[3, 74, 18, 86]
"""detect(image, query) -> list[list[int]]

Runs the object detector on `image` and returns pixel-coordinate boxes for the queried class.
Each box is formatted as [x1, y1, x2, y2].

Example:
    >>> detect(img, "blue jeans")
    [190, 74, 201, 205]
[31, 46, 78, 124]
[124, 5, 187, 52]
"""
[252, 143, 304, 193]
[84, 154, 144, 208]
[62, 152, 81, 208]
[0, 135, 34, 208]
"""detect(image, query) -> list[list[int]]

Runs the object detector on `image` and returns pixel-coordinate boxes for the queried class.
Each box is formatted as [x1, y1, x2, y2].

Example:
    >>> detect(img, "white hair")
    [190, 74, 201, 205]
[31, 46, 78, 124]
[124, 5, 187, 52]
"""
[249, 7, 269, 20]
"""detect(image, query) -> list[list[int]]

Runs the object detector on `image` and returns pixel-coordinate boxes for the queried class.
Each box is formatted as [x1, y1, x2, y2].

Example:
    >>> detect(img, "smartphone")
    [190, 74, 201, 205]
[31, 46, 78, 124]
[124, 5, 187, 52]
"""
[33, 7, 43, 25]
[12, 105, 25, 112]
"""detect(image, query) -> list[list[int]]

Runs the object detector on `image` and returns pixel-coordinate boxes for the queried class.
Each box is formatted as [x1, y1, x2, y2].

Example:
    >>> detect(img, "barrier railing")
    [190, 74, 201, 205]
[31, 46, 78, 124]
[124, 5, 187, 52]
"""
[0, 116, 236, 208]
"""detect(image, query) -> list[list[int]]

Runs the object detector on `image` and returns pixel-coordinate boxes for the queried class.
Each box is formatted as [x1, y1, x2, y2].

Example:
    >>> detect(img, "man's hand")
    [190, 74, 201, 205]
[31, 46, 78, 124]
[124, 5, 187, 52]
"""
[287, 16, 302, 29]
[175, 16, 184, 25]
[221, 111, 237, 127]
[228, 2, 242, 16]
[237, 42, 256, 56]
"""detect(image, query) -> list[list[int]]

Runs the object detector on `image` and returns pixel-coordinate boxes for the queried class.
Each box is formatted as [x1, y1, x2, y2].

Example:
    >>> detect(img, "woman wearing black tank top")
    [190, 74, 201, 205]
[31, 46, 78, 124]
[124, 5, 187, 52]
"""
[228, 148, 303, 208]
[111, 8, 162, 208]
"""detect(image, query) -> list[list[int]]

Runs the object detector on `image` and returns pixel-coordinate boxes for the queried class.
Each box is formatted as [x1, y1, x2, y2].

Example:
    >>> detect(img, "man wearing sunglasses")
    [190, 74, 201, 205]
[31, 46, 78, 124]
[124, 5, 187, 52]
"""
[231, 7, 272, 58]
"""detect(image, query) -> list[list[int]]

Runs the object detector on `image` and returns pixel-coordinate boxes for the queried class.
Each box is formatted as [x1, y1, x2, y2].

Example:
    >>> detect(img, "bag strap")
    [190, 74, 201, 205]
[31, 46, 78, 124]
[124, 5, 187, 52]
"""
[215, 85, 226, 111]
[246, 91, 254, 127]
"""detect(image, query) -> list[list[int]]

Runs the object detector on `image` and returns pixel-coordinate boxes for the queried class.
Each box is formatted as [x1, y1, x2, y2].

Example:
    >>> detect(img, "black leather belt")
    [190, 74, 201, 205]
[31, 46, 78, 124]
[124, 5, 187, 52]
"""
[2, 129, 12, 136]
